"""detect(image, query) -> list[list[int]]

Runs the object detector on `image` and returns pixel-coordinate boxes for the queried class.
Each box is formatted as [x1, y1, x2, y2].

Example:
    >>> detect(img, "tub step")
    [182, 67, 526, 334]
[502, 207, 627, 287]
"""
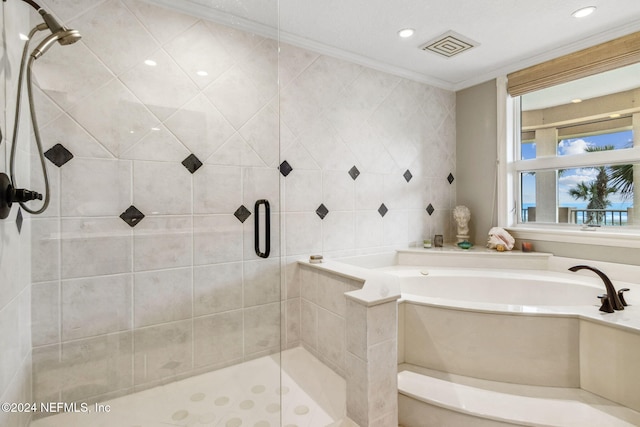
[398, 367, 640, 427]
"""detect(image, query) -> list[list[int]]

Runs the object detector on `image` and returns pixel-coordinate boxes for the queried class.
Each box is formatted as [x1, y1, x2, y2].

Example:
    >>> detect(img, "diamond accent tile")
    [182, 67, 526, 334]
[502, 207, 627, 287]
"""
[426, 204, 435, 216]
[120, 205, 145, 227]
[316, 203, 329, 220]
[16, 208, 23, 234]
[348, 165, 360, 180]
[234, 205, 251, 223]
[44, 143, 74, 167]
[447, 173, 455, 184]
[403, 169, 413, 182]
[279, 160, 293, 177]
[378, 203, 388, 217]
[182, 154, 203, 174]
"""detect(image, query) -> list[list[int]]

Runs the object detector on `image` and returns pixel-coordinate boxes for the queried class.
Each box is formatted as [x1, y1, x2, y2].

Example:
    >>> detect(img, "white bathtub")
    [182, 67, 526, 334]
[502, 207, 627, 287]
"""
[373, 264, 640, 405]
[328, 251, 640, 411]
[379, 266, 638, 308]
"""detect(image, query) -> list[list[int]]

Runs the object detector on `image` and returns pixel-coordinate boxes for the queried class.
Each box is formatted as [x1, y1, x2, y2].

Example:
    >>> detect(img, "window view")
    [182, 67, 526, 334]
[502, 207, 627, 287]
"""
[516, 63, 640, 227]
[520, 162, 637, 226]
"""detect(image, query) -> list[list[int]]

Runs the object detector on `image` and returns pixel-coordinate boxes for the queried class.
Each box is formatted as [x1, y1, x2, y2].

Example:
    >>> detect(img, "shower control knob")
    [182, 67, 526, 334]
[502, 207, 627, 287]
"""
[0, 172, 44, 219]
[12, 188, 43, 202]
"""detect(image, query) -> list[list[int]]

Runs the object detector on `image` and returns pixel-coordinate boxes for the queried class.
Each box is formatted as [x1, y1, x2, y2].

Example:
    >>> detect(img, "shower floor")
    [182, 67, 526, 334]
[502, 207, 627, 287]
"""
[30, 347, 350, 427]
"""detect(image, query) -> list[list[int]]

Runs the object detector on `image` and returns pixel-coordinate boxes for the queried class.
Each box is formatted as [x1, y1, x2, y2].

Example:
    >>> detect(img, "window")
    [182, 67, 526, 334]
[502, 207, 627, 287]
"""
[513, 65, 640, 229]
[498, 32, 640, 247]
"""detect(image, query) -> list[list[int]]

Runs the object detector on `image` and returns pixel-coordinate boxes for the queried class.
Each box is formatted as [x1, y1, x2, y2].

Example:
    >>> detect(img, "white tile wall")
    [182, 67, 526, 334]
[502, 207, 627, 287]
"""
[27, 0, 456, 408]
[1, 3, 34, 426]
[299, 265, 363, 377]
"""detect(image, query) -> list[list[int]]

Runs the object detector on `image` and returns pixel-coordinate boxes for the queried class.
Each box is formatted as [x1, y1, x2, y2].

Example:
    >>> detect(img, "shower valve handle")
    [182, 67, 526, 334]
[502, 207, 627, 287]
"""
[12, 188, 43, 202]
[0, 172, 44, 219]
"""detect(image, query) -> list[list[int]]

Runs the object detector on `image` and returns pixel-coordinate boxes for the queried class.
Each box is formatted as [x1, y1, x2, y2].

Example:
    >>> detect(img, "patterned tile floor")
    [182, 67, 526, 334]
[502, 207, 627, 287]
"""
[31, 347, 349, 427]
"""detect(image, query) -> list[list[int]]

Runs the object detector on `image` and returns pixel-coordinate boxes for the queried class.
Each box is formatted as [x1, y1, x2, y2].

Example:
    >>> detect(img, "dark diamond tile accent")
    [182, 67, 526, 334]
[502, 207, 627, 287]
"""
[378, 203, 388, 217]
[279, 160, 293, 177]
[447, 173, 455, 184]
[348, 165, 360, 180]
[403, 169, 413, 182]
[182, 154, 203, 174]
[120, 205, 145, 227]
[316, 203, 329, 220]
[234, 205, 251, 223]
[16, 208, 23, 234]
[426, 203, 435, 216]
[44, 143, 73, 167]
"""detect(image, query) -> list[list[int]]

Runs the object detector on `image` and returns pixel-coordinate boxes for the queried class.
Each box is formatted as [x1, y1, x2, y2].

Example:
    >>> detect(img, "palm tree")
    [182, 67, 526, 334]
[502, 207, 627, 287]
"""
[568, 145, 618, 224]
[568, 170, 617, 223]
[608, 156, 634, 201]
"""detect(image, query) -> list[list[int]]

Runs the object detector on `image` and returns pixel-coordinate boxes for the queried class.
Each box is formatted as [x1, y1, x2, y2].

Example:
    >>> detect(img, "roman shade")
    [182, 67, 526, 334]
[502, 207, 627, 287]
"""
[507, 31, 640, 97]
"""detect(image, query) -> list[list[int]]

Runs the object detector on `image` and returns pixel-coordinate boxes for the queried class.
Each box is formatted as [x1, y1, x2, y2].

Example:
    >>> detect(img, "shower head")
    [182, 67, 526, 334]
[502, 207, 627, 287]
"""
[56, 29, 82, 46]
[30, 29, 81, 59]
[31, 8, 82, 58]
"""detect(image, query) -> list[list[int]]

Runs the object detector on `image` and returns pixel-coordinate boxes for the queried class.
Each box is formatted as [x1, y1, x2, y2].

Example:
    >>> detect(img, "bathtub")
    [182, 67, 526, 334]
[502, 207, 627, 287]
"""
[370, 262, 640, 412]
[312, 250, 640, 413]
[386, 267, 614, 306]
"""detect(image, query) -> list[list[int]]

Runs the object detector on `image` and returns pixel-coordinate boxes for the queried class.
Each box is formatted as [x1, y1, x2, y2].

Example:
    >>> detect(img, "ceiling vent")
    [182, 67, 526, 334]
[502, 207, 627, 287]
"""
[420, 31, 478, 58]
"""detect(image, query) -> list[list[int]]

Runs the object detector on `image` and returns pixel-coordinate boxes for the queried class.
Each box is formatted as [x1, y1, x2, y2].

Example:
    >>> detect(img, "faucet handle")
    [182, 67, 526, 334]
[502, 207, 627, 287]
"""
[617, 288, 630, 306]
[598, 294, 614, 313]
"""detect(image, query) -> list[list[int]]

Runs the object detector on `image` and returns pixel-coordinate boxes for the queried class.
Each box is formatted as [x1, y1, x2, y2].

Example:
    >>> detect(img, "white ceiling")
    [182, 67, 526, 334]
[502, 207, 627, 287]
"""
[164, 0, 640, 91]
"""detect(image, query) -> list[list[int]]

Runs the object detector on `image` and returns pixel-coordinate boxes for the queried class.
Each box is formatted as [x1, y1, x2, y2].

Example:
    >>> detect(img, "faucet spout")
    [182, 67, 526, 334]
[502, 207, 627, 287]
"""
[569, 265, 624, 311]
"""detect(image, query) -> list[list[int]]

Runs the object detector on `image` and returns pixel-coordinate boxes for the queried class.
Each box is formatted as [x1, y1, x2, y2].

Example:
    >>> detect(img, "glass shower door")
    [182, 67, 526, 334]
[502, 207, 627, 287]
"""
[25, 0, 283, 425]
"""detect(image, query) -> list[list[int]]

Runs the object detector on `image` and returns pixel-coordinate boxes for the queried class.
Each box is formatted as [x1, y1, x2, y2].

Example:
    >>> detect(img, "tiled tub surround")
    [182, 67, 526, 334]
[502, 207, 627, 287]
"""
[27, 0, 456, 411]
[355, 249, 640, 425]
[1, 3, 34, 427]
[298, 260, 401, 427]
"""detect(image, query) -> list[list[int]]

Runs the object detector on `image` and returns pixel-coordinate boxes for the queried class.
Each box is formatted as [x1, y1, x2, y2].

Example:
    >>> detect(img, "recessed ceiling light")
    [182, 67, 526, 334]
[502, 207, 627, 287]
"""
[571, 98, 582, 103]
[144, 59, 157, 66]
[398, 28, 415, 38]
[196, 70, 209, 77]
[572, 6, 596, 18]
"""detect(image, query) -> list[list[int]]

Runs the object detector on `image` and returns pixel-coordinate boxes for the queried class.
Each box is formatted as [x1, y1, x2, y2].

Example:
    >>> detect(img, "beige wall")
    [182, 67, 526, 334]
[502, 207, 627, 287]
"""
[455, 79, 497, 245]
[456, 79, 640, 265]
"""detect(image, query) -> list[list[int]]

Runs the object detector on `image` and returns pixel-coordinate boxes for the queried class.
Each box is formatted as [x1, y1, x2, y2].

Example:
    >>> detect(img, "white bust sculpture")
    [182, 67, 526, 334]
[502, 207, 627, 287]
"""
[453, 205, 471, 243]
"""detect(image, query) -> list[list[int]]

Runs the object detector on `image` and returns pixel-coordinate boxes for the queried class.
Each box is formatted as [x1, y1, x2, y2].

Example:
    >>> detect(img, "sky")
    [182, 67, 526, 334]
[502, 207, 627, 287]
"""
[521, 130, 634, 207]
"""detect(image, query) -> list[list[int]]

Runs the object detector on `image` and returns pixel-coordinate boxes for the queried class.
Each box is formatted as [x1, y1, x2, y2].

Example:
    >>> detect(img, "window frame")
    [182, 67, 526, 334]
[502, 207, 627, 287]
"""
[498, 77, 640, 248]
